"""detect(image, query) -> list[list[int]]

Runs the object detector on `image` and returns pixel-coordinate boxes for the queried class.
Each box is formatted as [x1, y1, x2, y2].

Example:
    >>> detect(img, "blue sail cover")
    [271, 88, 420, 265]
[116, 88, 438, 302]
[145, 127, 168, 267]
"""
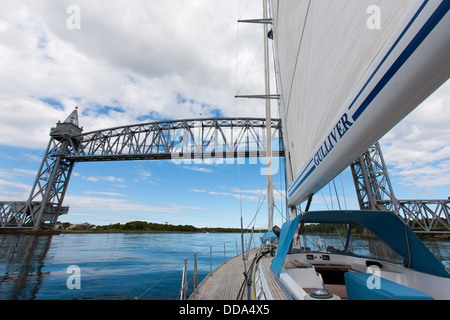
[271, 214, 301, 276]
[271, 211, 450, 279]
[261, 230, 278, 244]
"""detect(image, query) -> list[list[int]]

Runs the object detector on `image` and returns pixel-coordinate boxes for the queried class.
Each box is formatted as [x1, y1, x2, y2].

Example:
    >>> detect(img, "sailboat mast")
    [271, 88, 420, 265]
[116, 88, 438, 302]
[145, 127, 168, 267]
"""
[263, 0, 274, 231]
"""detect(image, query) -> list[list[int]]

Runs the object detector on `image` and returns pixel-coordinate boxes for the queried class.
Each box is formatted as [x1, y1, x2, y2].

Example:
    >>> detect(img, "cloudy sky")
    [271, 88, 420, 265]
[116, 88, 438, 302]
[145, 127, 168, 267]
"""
[0, 1, 448, 228]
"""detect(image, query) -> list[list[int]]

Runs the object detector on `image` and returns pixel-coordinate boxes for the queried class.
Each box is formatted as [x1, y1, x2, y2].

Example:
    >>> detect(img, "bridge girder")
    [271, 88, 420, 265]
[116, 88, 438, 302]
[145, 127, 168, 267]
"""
[2, 111, 448, 233]
[0, 116, 284, 230]
[67, 118, 284, 162]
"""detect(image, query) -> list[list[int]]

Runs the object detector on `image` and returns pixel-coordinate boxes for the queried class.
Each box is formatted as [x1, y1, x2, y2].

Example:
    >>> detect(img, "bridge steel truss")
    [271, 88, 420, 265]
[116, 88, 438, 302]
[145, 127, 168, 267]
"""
[67, 118, 284, 162]
[2, 112, 448, 233]
[0, 117, 284, 230]
[351, 142, 450, 233]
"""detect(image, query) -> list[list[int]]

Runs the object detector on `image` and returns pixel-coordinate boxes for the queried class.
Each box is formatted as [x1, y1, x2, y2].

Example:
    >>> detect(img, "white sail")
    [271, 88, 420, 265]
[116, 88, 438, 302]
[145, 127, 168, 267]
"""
[271, 0, 450, 205]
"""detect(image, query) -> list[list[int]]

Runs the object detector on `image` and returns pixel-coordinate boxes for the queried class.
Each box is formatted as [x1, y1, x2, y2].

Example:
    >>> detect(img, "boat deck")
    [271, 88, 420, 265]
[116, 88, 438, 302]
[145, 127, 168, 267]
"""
[189, 247, 289, 300]
[189, 247, 260, 300]
[258, 255, 289, 300]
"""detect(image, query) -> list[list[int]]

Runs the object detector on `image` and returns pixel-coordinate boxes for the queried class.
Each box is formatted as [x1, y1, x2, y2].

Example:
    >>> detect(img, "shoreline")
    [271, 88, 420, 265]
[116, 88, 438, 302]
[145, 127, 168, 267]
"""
[1, 229, 448, 241]
[59, 230, 248, 234]
[0, 229, 254, 235]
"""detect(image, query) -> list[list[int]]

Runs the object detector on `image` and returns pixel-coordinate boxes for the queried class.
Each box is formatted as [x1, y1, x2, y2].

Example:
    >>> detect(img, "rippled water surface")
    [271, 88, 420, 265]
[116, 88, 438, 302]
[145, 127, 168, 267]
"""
[0, 232, 448, 300]
[0, 232, 257, 300]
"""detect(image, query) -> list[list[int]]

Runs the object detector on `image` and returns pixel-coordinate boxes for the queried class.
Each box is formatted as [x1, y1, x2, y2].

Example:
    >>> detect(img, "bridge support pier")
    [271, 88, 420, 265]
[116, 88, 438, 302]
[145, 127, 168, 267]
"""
[0, 110, 81, 229]
[351, 142, 450, 233]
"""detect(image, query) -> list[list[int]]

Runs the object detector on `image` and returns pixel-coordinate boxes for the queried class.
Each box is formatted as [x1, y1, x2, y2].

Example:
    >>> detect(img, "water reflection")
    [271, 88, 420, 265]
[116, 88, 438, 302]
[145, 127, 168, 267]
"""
[0, 234, 53, 300]
[0, 232, 447, 300]
[424, 240, 450, 269]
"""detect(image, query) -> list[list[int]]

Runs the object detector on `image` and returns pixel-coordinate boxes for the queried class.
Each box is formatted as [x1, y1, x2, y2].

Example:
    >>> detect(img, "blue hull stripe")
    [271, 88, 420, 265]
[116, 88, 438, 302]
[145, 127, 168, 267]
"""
[288, 164, 316, 198]
[348, 1, 429, 112]
[352, 0, 449, 122]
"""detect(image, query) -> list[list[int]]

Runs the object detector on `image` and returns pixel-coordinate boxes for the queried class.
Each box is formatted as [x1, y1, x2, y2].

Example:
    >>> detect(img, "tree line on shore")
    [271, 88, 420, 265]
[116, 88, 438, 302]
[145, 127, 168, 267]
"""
[62, 220, 255, 233]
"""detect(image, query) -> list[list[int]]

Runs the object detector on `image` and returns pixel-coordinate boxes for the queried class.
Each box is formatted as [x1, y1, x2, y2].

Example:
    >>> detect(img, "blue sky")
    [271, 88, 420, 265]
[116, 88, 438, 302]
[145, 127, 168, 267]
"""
[0, 1, 449, 229]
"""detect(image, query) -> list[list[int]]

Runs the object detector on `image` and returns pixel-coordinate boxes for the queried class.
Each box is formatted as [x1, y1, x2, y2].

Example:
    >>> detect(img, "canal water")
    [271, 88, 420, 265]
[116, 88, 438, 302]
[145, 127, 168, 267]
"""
[0, 232, 257, 300]
[0, 232, 448, 300]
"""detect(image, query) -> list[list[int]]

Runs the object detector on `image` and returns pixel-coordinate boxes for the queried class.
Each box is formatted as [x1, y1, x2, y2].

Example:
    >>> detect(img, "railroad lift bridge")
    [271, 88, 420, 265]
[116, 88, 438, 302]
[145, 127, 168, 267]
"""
[0, 109, 449, 233]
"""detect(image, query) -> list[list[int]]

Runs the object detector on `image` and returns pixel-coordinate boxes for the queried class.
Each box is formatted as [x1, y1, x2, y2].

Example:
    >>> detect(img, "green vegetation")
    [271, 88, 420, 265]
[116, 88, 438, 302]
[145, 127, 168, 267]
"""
[65, 220, 255, 233]
[302, 223, 350, 235]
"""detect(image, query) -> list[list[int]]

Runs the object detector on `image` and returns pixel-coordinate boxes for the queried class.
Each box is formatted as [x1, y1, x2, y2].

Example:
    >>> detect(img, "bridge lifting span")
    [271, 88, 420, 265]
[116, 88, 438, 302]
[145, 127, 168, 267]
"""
[0, 110, 284, 230]
[1, 109, 448, 233]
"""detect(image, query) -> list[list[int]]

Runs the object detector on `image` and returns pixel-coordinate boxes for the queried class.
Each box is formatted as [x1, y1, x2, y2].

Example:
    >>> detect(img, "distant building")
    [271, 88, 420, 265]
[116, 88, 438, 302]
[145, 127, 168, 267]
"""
[56, 222, 92, 230]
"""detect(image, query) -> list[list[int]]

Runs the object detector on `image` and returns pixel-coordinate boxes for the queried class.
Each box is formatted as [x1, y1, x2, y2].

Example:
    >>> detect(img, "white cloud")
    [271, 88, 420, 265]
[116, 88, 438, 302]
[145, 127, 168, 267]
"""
[81, 175, 125, 183]
[0, 179, 31, 200]
[0, 168, 36, 200]
[0, 179, 30, 191]
[11, 168, 37, 176]
[0, 168, 36, 178]
[208, 190, 261, 202]
[0, 1, 263, 150]
[1, 1, 447, 205]
[83, 191, 127, 197]
[183, 166, 213, 173]
[380, 80, 450, 191]
[189, 188, 206, 193]
[189, 186, 285, 204]
[64, 193, 209, 215]
[231, 188, 265, 195]
[188, 188, 255, 201]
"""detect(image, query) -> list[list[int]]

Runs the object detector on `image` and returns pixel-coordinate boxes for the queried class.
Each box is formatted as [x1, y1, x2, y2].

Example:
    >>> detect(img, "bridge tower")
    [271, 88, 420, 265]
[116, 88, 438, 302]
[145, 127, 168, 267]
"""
[351, 142, 450, 233]
[24, 108, 82, 230]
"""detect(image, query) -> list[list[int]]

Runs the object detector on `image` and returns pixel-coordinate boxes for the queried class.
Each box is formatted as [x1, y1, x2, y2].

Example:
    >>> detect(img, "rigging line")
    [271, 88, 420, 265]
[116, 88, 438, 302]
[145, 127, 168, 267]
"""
[134, 261, 184, 300]
[255, 175, 266, 213]
[238, 0, 253, 19]
[273, 183, 287, 223]
[235, 41, 265, 95]
[248, 182, 266, 230]
[279, 151, 287, 220]
[328, 183, 334, 210]
[238, 158, 246, 271]
[320, 190, 330, 210]
[184, 261, 214, 291]
[245, 191, 267, 230]
[273, 203, 285, 222]
[241, 217, 247, 271]
[238, 152, 243, 217]
[335, 225, 346, 248]
[235, 0, 241, 99]
[235, 0, 247, 273]
[340, 174, 347, 210]
[332, 179, 342, 210]
[273, 184, 286, 199]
